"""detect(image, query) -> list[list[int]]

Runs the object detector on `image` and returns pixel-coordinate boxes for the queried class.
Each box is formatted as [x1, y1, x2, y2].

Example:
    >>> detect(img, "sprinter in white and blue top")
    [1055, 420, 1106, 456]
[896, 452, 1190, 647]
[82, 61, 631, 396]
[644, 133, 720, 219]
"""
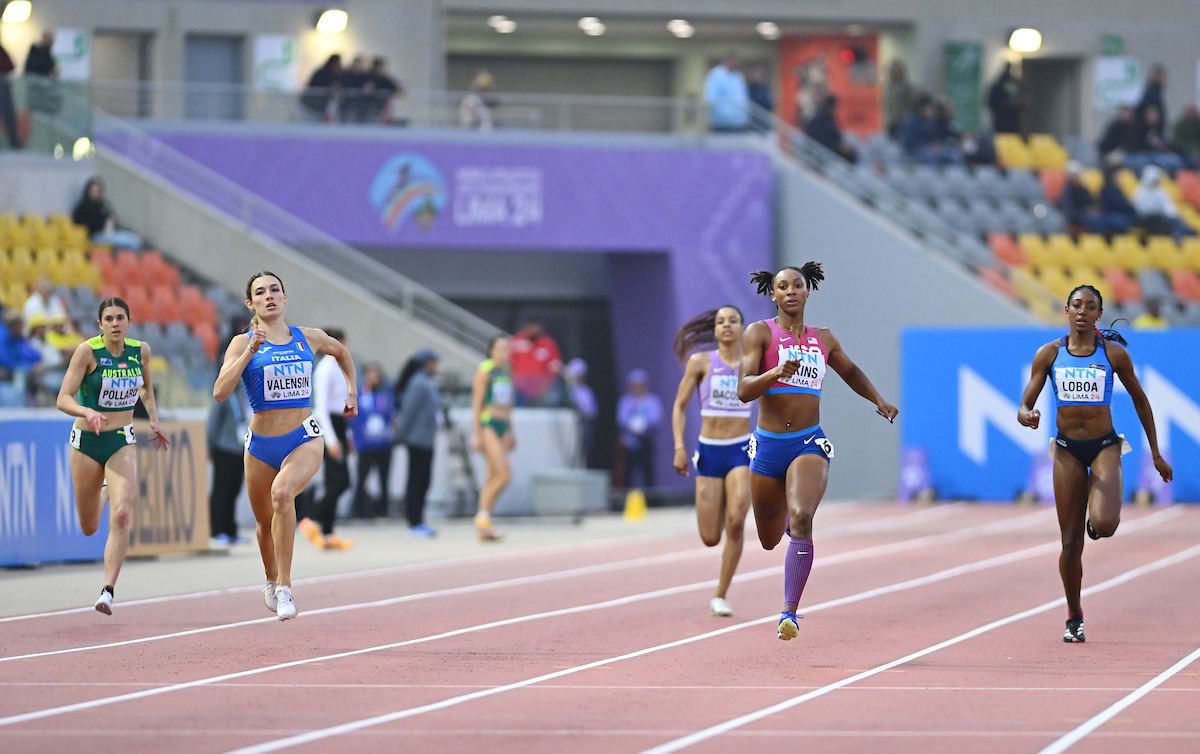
[213, 271, 357, 622]
[1018, 284, 1172, 644]
[671, 305, 753, 618]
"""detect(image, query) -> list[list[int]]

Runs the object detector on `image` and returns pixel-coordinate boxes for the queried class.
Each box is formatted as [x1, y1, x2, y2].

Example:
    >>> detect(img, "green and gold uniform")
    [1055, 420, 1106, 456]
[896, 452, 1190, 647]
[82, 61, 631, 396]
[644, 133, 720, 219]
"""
[69, 336, 144, 464]
[479, 358, 514, 437]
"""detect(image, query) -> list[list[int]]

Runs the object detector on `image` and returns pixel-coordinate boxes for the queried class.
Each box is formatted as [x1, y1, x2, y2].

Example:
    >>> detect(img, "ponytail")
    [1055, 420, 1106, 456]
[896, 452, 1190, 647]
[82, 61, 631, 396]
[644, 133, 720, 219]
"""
[673, 305, 744, 362]
[749, 262, 825, 297]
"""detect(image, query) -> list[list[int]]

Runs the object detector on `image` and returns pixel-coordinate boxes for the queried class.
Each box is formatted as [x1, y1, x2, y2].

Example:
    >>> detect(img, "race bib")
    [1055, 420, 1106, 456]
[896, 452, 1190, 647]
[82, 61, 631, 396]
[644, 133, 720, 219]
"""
[303, 416, 323, 438]
[1054, 365, 1106, 403]
[491, 380, 514, 407]
[777, 344, 826, 390]
[69, 426, 81, 449]
[98, 373, 142, 409]
[708, 374, 743, 410]
[262, 361, 312, 403]
[747, 434, 757, 460]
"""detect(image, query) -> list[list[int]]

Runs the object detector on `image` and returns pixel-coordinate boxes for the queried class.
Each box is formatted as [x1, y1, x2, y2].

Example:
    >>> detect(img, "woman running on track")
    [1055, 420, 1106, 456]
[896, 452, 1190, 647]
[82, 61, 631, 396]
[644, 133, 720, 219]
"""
[471, 336, 514, 542]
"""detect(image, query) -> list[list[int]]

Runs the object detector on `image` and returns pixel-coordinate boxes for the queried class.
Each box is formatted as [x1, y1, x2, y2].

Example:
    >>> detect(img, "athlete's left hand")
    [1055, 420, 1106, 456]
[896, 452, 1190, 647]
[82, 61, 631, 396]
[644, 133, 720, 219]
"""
[875, 401, 899, 423]
[149, 422, 170, 449]
[342, 393, 358, 418]
[1154, 456, 1173, 483]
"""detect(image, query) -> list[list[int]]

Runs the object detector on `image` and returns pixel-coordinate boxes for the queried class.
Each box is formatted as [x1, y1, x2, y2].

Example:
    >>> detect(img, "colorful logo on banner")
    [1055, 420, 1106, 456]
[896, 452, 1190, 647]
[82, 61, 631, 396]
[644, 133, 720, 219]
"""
[779, 34, 881, 136]
[369, 153, 447, 231]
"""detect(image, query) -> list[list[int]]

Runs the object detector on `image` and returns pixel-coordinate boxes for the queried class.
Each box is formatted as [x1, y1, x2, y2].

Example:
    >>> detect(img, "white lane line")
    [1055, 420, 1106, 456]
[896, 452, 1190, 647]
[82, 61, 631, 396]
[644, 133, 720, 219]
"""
[0, 503, 952, 623]
[0, 508, 1067, 729]
[641, 542, 1200, 754]
[0, 506, 1044, 663]
[1037, 644, 1200, 754]
[218, 510, 1182, 754]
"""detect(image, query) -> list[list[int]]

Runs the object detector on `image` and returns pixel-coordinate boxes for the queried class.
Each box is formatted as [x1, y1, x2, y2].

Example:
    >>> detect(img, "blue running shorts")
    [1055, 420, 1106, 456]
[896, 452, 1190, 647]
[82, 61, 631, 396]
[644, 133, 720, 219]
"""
[692, 434, 751, 478]
[748, 424, 833, 480]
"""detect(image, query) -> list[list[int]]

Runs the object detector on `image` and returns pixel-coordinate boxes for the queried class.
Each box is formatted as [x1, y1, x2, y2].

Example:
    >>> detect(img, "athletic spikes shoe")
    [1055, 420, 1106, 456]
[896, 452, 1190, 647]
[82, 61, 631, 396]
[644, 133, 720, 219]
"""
[275, 585, 298, 621]
[263, 582, 278, 613]
[1086, 519, 1100, 540]
[298, 517, 326, 548]
[777, 610, 800, 640]
[94, 589, 113, 615]
[710, 596, 734, 617]
[1064, 617, 1086, 643]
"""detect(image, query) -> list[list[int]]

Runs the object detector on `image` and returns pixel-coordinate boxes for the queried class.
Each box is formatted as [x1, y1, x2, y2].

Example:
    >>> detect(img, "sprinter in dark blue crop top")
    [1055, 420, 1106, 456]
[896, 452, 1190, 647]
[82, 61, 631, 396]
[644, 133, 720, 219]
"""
[213, 270, 357, 621]
[1017, 284, 1172, 644]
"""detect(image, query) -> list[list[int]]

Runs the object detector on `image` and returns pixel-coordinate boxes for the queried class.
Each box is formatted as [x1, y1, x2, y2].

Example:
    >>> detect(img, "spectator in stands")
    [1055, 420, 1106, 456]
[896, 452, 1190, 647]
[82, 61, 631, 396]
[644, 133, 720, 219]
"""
[339, 55, 371, 123]
[617, 368, 663, 490]
[1171, 103, 1200, 168]
[883, 61, 917, 138]
[1099, 166, 1140, 234]
[1136, 65, 1167, 131]
[1133, 165, 1196, 240]
[1098, 105, 1142, 164]
[300, 54, 343, 122]
[395, 348, 440, 537]
[1130, 105, 1184, 173]
[206, 321, 251, 547]
[745, 63, 774, 133]
[71, 177, 142, 249]
[565, 357, 597, 466]
[22, 278, 68, 334]
[704, 52, 750, 133]
[0, 311, 43, 405]
[805, 94, 857, 163]
[900, 95, 963, 165]
[298, 326, 355, 549]
[1061, 161, 1131, 236]
[1132, 297, 1170, 330]
[24, 30, 61, 116]
[43, 312, 79, 362]
[458, 69, 497, 131]
[0, 38, 19, 149]
[368, 56, 402, 124]
[350, 363, 394, 518]
[509, 316, 563, 406]
[986, 62, 1024, 134]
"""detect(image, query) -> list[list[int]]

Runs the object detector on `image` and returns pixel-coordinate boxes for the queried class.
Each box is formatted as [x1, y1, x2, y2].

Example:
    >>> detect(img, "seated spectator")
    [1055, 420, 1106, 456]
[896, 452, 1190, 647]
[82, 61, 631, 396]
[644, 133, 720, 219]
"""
[339, 55, 371, 123]
[900, 95, 964, 165]
[1132, 297, 1170, 330]
[1171, 103, 1200, 168]
[1127, 105, 1184, 174]
[22, 278, 67, 334]
[458, 69, 497, 130]
[70, 176, 142, 249]
[1132, 165, 1197, 240]
[24, 30, 61, 116]
[804, 94, 857, 163]
[509, 316, 563, 406]
[0, 311, 44, 406]
[368, 56, 402, 124]
[1098, 167, 1140, 233]
[1061, 162, 1133, 236]
[1098, 105, 1142, 164]
[300, 54, 343, 122]
[933, 94, 992, 165]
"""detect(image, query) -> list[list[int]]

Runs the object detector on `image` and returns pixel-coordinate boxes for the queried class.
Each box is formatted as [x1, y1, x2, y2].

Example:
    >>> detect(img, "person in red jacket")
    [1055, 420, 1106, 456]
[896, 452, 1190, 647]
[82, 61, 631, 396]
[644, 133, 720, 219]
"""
[509, 316, 562, 406]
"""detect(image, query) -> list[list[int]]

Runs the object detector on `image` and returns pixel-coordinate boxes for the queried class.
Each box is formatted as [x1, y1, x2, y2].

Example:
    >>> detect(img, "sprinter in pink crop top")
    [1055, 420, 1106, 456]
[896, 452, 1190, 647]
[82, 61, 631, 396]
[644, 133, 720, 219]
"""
[736, 263, 898, 641]
[670, 304, 753, 618]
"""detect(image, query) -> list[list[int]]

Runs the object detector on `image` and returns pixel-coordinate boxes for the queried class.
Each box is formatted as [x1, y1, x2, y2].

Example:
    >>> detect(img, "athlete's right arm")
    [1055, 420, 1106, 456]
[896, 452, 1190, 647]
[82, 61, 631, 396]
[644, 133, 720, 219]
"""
[56, 342, 102, 433]
[737, 321, 787, 402]
[213, 331, 258, 403]
[1017, 342, 1056, 429]
[671, 352, 706, 474]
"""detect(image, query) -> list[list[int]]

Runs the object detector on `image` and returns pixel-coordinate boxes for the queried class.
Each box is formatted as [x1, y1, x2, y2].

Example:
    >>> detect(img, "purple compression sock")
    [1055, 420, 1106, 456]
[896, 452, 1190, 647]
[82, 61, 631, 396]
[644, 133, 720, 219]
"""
[783, 537, 814, 607]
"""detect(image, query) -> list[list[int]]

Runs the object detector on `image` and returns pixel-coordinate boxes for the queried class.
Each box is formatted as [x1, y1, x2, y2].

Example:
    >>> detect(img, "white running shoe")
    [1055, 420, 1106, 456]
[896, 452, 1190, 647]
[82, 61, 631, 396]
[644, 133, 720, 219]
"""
[710, 596, 733, 617]
[275, 585, 297, 621]
[94, 589, 113, 615]
[263, 582, 277, 613]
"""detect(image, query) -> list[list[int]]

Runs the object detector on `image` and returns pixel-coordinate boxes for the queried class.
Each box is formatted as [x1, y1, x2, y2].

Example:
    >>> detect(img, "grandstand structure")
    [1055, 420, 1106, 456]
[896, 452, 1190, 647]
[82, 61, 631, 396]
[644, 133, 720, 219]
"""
[3, 0, 1200, 498]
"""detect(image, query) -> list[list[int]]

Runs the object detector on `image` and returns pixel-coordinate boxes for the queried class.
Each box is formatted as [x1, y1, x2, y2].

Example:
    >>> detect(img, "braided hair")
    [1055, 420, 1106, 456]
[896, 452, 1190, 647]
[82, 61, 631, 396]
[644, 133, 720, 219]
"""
[750, 262, 825, 297]
[672, 305, 745, 362]
[1067, 284, 1128, 346]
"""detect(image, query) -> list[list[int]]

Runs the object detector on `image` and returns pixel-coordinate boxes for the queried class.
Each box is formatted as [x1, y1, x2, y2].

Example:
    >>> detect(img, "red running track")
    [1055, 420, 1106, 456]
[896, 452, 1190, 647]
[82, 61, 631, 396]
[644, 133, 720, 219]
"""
[1, 502, 1198, 754]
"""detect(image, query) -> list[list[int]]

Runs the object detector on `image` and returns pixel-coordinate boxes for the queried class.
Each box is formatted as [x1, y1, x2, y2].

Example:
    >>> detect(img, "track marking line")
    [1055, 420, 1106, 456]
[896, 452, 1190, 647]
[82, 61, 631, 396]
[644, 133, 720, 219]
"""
[0, 503, 956, 624]
[1037, 643, 1200, 754]
[0, 507, 1051, 663]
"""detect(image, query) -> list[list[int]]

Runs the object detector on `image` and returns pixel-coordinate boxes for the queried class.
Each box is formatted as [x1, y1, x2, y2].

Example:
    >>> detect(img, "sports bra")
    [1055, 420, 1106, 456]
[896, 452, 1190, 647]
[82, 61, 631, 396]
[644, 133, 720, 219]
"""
[1050, 334, 1114, 407]
[241, 326, 316, 413]
[758, 318, 828, 397]
[698, 350, 751, 417]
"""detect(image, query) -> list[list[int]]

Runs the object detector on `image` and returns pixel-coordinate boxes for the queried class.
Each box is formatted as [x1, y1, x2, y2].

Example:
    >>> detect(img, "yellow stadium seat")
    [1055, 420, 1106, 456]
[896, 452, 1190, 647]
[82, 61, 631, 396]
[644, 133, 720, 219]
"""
[8, 246, 33, 279]
[1076, 234, 1116, 269]
[1019, 234, 1053, 267]
[1035, 265, 1074, 300]
[1179, 205, 1200, 234]
[1145, 237, 1185, 271]
[1045, 234, 1078, 266]
[1111, 234, 1146, 270]
[1079, 169, 1103, 196]
[995, 133, 1034, 169]
[1029, 134, 1069, 171]
[1010, 268, 1058, 322]
[1115, 168, 1138, 197]
[1181, 237, 1200, 272]
[61, 224, 90, 252]
[0, 281, 26, 311]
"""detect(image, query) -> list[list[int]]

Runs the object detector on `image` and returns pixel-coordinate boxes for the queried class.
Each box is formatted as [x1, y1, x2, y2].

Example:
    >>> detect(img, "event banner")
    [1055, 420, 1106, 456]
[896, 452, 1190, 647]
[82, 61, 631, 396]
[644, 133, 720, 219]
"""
[903, 329, 1199, 501]
[0, 414, 208, 567]
[779, 34, 881, 136]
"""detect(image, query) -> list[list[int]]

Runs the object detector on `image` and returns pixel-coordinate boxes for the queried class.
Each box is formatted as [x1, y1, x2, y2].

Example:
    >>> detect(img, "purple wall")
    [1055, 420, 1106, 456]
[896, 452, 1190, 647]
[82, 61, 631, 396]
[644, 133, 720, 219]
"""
[119, 127, 774, 489]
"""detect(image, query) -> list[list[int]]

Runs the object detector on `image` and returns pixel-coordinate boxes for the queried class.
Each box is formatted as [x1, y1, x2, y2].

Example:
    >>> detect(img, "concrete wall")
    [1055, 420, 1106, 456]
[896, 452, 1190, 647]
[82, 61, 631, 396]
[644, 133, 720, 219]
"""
[774, 157, 1036, 499]
[96, 149, 484, 381]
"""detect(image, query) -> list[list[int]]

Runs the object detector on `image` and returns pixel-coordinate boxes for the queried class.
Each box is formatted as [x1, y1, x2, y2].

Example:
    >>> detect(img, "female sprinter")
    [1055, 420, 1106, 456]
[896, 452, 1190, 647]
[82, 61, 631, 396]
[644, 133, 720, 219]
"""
[1017, 284, 1172, 643]
[671, 305, 752, 617]
[213, 272, 357, 620]
[737, 264, 899, 640]
[56, 296, 170, 614]
[470, 336, 514, 542]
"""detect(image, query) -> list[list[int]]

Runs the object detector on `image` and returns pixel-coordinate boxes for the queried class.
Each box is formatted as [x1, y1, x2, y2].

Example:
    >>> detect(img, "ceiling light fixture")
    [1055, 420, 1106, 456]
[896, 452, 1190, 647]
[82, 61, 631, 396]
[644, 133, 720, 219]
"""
[314, 9, 348, 34]
[756, 21, 780, 40]
[1008, 27, 1042, 53]
[2, 0, 32, 24]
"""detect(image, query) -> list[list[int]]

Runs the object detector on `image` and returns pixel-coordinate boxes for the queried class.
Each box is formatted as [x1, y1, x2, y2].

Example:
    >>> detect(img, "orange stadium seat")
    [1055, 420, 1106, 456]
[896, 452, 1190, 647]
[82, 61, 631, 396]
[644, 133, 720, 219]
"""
[112, 249, 144, 285]
[1102, 268, 1141, 303]
[1176, 170, 1200, 210]
[979, 266, 1015, 298]
[192, 320, 219, 359]
[1170, 269, 1200, 302]
[988, 233, 1027, 266]
[1040, 169, 1066, 204]
[145, 285, 182, 324]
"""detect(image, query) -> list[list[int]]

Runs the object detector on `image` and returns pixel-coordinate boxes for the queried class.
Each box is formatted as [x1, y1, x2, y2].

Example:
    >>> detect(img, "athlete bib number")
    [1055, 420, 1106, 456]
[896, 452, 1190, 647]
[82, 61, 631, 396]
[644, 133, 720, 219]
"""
[303, 416, 323, 438]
